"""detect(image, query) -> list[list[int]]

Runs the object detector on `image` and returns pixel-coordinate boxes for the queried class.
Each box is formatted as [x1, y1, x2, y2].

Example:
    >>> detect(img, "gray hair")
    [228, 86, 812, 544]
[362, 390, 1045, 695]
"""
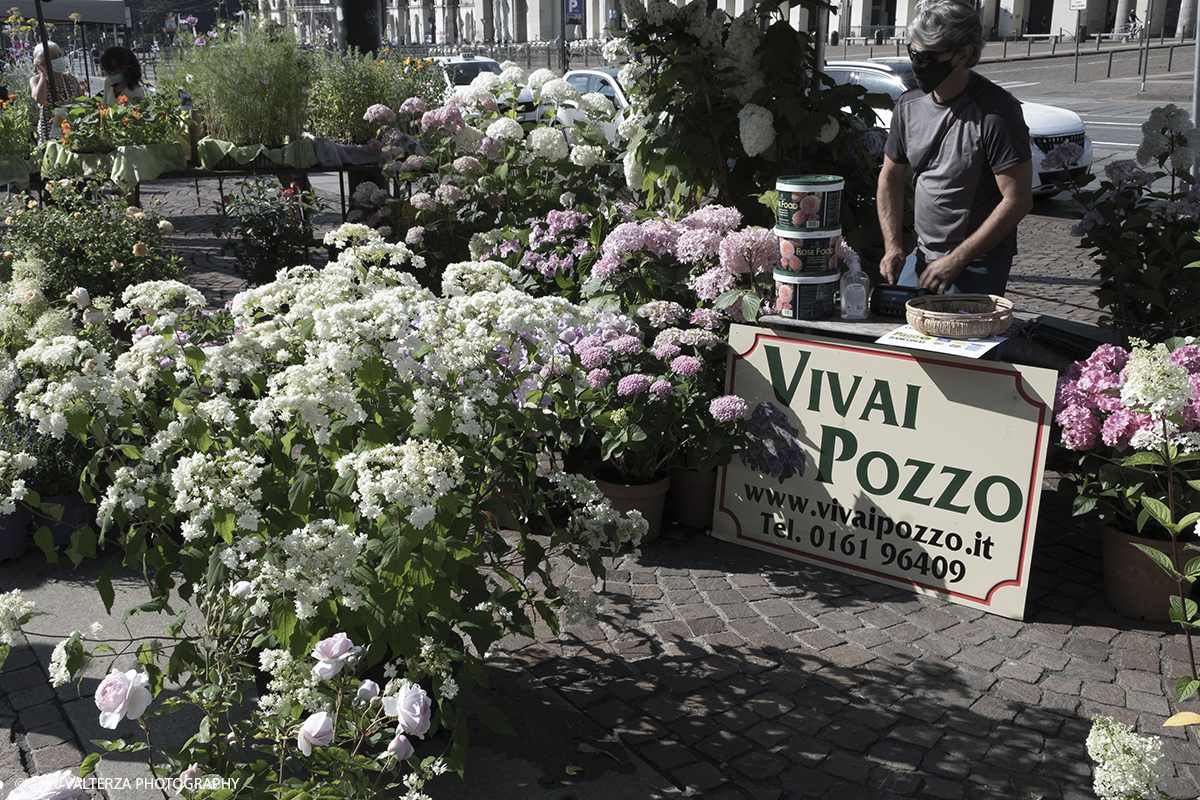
[908, 0, 985, 68]
[33, 41, 62, 66]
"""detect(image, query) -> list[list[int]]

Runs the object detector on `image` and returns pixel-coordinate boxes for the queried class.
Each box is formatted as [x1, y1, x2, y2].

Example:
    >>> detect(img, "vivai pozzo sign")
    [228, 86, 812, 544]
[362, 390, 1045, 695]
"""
[715, 325, 1058, 620]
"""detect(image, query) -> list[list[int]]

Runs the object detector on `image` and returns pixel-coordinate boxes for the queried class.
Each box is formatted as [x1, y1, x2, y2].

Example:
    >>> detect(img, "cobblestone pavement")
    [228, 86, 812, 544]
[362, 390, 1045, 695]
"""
[0, 122, 1193, 800]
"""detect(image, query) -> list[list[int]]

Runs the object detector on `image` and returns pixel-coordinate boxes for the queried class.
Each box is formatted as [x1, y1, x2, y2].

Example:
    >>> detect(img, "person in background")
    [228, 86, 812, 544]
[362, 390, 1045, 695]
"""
[99, 46, 145, 106]
[29, 41, 82, 144]
[876, 0, 1033, 296]
[100, 46, 149, 207]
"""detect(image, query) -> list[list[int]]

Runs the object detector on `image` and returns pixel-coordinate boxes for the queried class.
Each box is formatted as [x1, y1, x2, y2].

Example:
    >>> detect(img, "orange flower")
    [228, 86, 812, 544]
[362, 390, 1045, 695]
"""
[118, 95, 128, 104]
[60, 121, 70, 132]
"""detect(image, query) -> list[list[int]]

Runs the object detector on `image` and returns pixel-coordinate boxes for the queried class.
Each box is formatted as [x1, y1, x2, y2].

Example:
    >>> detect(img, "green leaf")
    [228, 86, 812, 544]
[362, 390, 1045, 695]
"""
[79, 753, 101, 778]
[1140, 496, 1174, 528]
[99, 562, 115, 613]
[475, 703, 515, 737]
[1121, 451, 1165, 467]
[1131, 542, 1180, 579]
[122, 596, 168, 624]
[1177, 675, 1200, 702]
[288, 470, 317, 515]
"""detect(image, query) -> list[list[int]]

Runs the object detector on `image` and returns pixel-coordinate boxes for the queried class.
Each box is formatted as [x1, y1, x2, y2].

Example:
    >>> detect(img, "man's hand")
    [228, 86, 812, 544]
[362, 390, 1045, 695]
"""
[917, 257, 965, 294]
[880, 251, 906, 285]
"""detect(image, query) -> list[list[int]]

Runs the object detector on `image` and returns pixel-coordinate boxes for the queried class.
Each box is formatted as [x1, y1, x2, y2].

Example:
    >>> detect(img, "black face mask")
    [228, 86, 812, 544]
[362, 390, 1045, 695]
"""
[907, 45, 957, 93]
[911, 58, 955, 93]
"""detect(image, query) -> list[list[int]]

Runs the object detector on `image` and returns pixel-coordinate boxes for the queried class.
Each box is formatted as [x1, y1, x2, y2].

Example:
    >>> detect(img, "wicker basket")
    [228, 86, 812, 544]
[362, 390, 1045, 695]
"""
[905, 293, 1014, 339]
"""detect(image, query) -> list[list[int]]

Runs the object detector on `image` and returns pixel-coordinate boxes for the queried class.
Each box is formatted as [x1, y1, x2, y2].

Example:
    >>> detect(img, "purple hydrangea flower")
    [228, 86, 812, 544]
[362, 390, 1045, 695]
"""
[710, 395, 749, 422]
[650, 379, 672, 397]
[579, 347, 611, 368]
[364, 103, 397, 123]
[588, 368, 611, 388]
[611, 335, 643, 355]
[477, 136, 504, 160]
[591, 253, 624, 280]
[399, 97, 428, 115]
[670, 355, 703, 376]
[405, 226, 425, 245]
[617, 374, 651, 396]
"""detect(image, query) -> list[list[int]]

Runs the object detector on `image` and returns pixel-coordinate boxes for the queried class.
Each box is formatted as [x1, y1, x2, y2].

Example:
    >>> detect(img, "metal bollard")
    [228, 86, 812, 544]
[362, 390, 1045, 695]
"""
[1027, 38, 1033, 56]
[1108, 49, 1114, 76]
[1168, 45, 1173, 70]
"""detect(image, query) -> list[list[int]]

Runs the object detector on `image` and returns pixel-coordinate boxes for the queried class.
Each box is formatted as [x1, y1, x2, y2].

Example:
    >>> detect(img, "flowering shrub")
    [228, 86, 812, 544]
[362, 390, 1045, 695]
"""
[307, 49, 446, 145]
[1054, 338, 1200, 699]
[159, 15, 310, 146]
[1046, 103, 1200, 342]
[1, 179, 182, 301]
[614, 2, 886, 264]
[0, 89, 36, 158]
[212, 176, 327, 286]
[59, 92, 189, 153]
[1085, 715, 1168, 800]
[353, 66, 628, 283]
[1053, 339, 1200, 538]
[0, 224, 646, 792]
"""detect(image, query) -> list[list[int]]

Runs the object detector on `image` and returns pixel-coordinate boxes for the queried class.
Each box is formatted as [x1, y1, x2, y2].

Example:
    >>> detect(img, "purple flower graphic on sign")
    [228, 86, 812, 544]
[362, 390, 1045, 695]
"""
[741, 402, 806, 484]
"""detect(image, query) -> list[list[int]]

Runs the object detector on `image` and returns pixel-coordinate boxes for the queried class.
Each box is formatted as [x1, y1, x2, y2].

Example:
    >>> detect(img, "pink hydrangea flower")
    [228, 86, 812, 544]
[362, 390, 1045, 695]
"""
[617, 374, 651, 396]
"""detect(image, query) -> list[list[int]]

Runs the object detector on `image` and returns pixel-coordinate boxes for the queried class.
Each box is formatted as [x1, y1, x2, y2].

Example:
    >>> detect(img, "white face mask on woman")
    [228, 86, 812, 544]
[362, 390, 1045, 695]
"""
[49, 57, 67, 73]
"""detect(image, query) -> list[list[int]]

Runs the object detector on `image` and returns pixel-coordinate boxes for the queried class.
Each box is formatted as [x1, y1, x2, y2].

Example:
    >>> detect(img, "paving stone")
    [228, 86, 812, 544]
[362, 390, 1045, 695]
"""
[820, 750, 872, 782]
[745, 719, 796, 748]
[823, 644, 875, 669]
[1040, 675, 1082, 695]
[640, 738, 697, 771]
[607, 678, 659, 701]
[695, 730, 753, 761]
[1081, 682, 1126, 706]
[820, 719, 882, 753]
[778, 765, 836, 798]
[731, 750, 790, 781]
[867, 740, 924, 771]
[672, 760, 729, 793]
[615, 715, 669, 745]
[669, 714, 721, 745]
[906, 608, 959, 632]
[742, 692, 795, 720]
[923, 776, 965, 799]
[1125, 689, 1172, 716]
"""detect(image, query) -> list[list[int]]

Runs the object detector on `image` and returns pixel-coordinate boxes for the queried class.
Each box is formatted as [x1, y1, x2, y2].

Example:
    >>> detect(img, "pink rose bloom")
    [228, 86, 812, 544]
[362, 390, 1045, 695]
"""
[387, 732, 415, 759]
[180, 763, 203, 789]
[311, 632, 361, 680]
[94, 669, 153, 729]
[297, 711, 335, 755]
[383, 681, 432, 738]
[6, 769, 86, 800]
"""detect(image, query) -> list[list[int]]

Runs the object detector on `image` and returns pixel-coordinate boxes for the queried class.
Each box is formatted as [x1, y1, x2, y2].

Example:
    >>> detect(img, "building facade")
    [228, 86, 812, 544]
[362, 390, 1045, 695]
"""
[271, 0, 1191, 51]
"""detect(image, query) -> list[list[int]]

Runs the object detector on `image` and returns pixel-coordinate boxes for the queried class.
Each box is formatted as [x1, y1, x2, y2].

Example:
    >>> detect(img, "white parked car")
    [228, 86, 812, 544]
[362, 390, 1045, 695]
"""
[824, 59, 1093, 196]
[432, 52, 538, 123]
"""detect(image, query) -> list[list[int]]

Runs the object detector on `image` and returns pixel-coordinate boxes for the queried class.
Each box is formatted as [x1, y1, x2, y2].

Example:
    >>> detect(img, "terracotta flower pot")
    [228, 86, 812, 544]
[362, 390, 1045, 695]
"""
[593, 473, 671, 543]
[1102, 523, 1193, 623]
[669, 468, 718, 530]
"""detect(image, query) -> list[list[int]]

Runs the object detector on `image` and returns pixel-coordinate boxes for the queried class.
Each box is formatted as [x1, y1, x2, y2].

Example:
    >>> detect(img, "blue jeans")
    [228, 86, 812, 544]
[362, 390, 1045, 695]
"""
[897, 250, 1012, 296]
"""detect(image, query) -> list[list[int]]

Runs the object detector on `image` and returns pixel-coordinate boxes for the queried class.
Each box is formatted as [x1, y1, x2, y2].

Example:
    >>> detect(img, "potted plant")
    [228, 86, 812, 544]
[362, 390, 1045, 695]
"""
[1053, 338, 1200, 622]
[43, 92, 191, 189]
[160, 14, 315, 169]
[1044, 103, 1200, 343]
[0, 89, 37, 189]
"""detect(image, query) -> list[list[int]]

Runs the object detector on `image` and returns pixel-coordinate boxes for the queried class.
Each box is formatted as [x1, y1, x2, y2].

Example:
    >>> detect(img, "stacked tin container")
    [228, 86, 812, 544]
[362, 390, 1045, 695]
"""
[773, 174, 844, 320]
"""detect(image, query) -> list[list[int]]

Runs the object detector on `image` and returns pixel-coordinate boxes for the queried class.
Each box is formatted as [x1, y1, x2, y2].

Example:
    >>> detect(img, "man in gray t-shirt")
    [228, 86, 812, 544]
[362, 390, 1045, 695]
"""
[877, 0, 1033, 296]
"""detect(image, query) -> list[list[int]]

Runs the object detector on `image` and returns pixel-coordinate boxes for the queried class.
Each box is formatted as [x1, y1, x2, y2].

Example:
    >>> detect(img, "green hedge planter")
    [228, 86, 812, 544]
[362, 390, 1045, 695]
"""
[0, 155, 35, 190]
[41, 141, 189, 191]
[197, 137, 316, 171]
